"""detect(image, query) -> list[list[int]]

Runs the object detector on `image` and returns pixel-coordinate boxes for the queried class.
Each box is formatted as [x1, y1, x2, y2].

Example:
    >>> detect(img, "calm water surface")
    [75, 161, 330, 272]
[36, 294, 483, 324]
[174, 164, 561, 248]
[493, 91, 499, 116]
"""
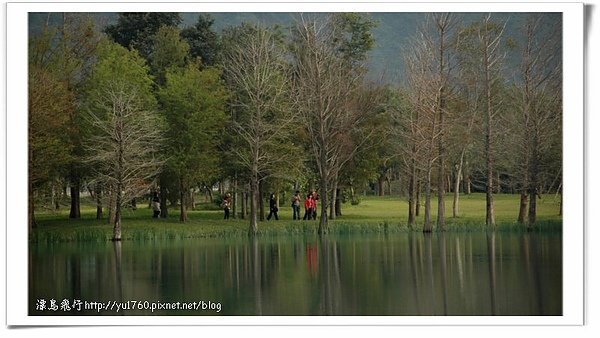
[29, 232, 562, 315]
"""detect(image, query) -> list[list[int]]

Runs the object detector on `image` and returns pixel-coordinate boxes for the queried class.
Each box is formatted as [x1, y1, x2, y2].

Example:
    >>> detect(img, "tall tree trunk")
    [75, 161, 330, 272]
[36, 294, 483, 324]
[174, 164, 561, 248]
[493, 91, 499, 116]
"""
[518, 162, 529, 224]
[232, 174, 238, 219]
[159, 174, 168, 218]
[335, 188, 342, 217]
[51, 183, 57, 211]
[484, 42, 496, 228]
[241, 191, 246, 220]
[408, 160, 416, 228]
[463, 164, 471, 194]
[69, 175, 81, 219]
[113, 128, 124, 241]
[249, 173, 259, 236]
[95, 182, 103, 219]
[423, 167, 433, 233]
[416, 179, 421, 217]
[54, 180, 61, 210]
[29, 182, 36, 233]
[518, 137, 529, 223]
[378, 174, 385, 197]
[453, 150, 465, 218]
[330, 177, 338, 220]
[437, 95, 446, 229]
[107, 185, 114, 225]
[519, 191, 529, 224]
[190, 188, 196, 211]
[113, 191, 122, 241]
[244, 189, 249, 217]
[437, 162, 446, 231]
[559, 186, 562, 216]
[436, 16, 448, 230]
[496, 172, 501, 193]
[258, 179, 265, 222]
[318, 174, 329, 234]
[528, 138, 540, 228]
[113, 182, 122, 241]
[179, 178, 187, 222]
[485, 133, 496, 227]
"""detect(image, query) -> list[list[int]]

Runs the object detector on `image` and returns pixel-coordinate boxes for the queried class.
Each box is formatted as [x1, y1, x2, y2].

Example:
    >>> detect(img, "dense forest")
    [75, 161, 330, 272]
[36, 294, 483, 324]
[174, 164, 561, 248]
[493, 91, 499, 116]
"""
[28, 12, 562, 239]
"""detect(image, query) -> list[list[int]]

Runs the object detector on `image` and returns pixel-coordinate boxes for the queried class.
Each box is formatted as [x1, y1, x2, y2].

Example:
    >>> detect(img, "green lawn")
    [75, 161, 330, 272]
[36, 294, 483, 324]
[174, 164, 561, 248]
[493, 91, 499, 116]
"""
[31, 193, 562, 243]
[344, 193, 561, 223]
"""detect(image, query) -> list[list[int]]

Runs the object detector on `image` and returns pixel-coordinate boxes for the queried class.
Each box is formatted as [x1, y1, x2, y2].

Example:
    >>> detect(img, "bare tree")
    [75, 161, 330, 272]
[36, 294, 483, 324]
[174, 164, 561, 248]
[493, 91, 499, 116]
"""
[222, 25, 292, 235]
[449, 94, 479, 219]
[400, 45, 427, 230]
[457, 14, 507, 227]
[480, 15, 507, 228]
[84, 83, 164, 240]
[291, 15, 377, 234]
[431, 13, 458, 231]
[402, 24, 445, 232]
[452, 26, 485, 219]
[513, 16, 562, 227]
[329, 83, 385, 220]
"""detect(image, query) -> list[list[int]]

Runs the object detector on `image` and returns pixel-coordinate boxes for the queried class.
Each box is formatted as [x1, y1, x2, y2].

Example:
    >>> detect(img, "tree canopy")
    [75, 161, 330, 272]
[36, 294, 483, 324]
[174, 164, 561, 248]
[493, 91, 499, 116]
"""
[28, 12, 563, 235]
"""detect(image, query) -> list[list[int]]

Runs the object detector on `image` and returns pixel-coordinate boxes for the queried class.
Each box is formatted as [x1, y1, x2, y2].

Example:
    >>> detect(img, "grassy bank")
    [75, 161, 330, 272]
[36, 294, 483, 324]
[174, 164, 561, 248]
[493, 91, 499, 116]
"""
[30, 193, 562, 243]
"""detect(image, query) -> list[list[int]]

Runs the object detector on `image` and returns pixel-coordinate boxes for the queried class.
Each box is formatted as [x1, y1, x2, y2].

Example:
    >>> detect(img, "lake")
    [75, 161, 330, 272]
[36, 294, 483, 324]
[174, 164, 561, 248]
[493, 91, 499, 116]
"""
[29, 231, 562, 316]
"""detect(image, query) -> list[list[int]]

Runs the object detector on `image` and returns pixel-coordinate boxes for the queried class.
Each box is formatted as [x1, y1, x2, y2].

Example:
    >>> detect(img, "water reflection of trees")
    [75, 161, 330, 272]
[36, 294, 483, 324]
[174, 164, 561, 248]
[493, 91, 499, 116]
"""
[318, 236, 342, 315]
[112, 241, 123, 315]
[487, 231, 497, 315]
[29, 232, 562, 316]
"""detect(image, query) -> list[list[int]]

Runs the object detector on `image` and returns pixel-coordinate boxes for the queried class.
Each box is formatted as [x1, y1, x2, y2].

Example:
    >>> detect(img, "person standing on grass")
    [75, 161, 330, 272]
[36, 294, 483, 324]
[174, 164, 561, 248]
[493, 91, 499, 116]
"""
[291, 190, 301, 220]
[267, 193, 279, 220]
[303, 194, 313, 220]
[151, 192, 161, 218]
[221, 194, 231, 220]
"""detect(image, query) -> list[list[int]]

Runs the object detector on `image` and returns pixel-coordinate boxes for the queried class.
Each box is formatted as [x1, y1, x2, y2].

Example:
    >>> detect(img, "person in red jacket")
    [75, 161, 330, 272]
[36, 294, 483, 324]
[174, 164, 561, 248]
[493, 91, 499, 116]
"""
[303, 194, 313, 220]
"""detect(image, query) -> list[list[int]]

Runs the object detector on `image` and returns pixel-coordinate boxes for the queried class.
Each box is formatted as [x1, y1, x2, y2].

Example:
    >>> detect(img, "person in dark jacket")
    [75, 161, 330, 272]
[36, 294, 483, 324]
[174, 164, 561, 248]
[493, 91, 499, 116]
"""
[221, 194, 231, 220]
[267, 193, 279, 220]
[151, 192, 161, 218]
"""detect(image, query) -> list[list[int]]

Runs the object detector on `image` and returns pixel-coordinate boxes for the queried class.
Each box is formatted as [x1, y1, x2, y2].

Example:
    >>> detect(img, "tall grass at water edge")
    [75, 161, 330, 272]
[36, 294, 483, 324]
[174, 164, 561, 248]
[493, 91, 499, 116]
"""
[30, 193, 562, 243]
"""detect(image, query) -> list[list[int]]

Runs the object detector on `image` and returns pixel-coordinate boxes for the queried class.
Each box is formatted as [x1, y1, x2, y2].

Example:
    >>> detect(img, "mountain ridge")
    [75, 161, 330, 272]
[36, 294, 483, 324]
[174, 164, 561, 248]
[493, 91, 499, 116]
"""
[29, 12, 561, 84]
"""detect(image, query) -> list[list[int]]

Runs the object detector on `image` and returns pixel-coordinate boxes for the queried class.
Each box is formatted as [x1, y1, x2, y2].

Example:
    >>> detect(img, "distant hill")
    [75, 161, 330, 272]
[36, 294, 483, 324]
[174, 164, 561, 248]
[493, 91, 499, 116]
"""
[29, 12, 561, 84]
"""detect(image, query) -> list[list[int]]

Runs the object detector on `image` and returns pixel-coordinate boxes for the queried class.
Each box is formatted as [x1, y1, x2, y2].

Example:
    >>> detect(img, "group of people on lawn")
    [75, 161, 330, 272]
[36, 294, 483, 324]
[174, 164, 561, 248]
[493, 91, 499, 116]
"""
[292, 190, 320, 221]
[151, 190, 320, 221]
[220, 190, 320, 221]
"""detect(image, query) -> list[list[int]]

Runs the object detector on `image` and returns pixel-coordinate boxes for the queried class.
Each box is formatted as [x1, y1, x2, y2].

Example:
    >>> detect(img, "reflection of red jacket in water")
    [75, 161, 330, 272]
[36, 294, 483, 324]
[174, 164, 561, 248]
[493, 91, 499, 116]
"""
[306, 244, 318, 276]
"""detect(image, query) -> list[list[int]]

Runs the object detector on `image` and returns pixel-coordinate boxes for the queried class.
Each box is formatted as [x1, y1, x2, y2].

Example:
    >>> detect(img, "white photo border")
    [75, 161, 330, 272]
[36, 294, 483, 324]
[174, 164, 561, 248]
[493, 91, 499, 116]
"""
[6, 1, 584, 326]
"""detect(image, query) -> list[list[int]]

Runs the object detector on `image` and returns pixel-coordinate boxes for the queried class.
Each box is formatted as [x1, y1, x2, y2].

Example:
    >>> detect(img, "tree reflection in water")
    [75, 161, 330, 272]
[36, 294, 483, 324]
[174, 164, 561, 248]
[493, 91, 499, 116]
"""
[29, 232, 562, 316]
